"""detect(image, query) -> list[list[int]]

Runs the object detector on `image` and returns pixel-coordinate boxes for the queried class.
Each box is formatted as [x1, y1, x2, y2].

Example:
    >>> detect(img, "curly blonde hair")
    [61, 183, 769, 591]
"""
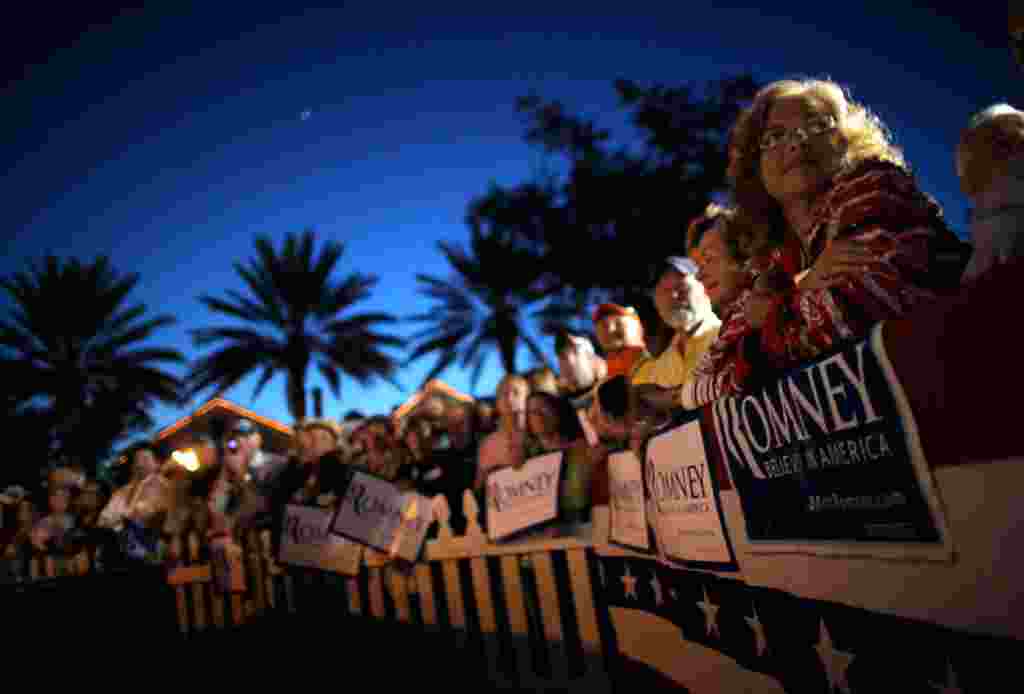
[730, 79, 906, 223]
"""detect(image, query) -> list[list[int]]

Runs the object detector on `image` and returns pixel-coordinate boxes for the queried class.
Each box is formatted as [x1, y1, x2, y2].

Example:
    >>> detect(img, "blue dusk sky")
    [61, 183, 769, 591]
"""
[1, 2, 1017, 435]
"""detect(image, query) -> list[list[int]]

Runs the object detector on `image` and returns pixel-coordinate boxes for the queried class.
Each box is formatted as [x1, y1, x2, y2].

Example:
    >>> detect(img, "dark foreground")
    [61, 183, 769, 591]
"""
[8, 571, 685, 691]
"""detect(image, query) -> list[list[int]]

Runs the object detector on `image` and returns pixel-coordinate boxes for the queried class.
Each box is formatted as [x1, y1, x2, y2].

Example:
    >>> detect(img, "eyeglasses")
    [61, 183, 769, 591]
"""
[760, 115, 837, 152]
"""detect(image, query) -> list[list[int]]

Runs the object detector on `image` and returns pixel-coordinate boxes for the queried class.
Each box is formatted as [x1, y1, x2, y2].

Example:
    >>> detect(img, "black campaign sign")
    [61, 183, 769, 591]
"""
[710, 334, 942, 545]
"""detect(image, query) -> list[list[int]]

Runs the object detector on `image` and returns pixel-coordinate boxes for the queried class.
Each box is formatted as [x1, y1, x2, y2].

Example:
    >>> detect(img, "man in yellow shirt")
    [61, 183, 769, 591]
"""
[630, 255, 720, 428]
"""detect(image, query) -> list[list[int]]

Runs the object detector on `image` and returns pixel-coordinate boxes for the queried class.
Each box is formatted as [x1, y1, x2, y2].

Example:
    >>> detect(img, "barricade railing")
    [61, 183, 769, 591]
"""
[2, 492, 615, 692]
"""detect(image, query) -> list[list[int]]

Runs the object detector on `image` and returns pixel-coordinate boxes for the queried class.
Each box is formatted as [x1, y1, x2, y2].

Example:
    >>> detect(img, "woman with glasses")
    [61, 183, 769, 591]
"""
[720, 78, 968, 379]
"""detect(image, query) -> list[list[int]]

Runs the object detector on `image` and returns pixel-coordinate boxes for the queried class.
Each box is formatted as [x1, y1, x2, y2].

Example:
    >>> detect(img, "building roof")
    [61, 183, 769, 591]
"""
[154, 397, 294, 455]
[391, 379, 475, 423]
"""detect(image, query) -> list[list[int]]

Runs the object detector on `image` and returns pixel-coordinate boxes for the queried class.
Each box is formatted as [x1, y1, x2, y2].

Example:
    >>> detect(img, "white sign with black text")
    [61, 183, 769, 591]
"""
[279, 504, 362, 575]
[607, 450, 649, 551]
[486, 452, 563, 542]
[330, 472, 433, 563]
[646, 421, 733, 565]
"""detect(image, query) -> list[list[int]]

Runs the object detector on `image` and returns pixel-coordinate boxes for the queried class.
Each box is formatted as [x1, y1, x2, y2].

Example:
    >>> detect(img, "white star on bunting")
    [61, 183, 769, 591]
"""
[745, 603, 768, 656]
[929, 661, 962, 694]
[621, 563, 638, 600]
[696, 586, 720, 638]
[815, 619, 855, 694]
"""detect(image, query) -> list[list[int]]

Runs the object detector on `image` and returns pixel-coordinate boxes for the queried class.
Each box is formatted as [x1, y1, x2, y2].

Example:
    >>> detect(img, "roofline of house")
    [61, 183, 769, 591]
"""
[154, 397, 294, 442]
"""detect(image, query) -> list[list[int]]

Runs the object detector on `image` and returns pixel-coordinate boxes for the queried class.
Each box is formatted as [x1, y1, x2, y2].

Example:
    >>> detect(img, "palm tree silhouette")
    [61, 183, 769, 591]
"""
[189, 230, 403, 421]
[0, 256, 184, 474]
[407, 229, 552, 390]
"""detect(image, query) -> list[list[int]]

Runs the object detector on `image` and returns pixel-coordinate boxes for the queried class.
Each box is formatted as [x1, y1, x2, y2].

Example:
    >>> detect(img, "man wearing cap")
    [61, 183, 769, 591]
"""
[225, 418, 287, 490]
[592, 303, 649, 380]
[624, 257, 721, 454]
[207, 418, 288, 542]
[631, 256, 721, 405]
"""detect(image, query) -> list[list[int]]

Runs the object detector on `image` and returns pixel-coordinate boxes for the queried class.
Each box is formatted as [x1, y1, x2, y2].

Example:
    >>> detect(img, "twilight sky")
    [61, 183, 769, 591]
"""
[1, 2, 1017, 436]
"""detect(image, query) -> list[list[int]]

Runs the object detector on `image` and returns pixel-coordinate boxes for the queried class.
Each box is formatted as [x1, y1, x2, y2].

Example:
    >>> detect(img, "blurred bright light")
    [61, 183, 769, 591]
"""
[171, 449, 200, 472]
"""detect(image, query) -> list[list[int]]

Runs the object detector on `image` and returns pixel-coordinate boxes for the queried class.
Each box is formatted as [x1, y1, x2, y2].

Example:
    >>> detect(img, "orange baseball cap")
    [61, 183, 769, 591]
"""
[592, 303, 639, 323]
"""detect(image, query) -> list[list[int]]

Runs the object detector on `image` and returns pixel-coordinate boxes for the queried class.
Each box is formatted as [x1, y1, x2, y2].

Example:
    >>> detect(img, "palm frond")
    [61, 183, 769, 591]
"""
[187, 345, 271, 400]
[251, 365, 280, 402]
[317, 362, 342, 399]
[406, 328, 473, 363]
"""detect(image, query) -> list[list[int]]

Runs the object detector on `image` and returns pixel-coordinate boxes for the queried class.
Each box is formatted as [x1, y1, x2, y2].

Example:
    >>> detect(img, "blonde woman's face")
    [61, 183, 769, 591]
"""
[759, 95, 842, 205]
[498, 380, 529, 418]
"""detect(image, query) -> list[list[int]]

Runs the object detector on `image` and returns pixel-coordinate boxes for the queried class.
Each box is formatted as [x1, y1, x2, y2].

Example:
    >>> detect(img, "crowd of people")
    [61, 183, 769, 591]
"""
[2, 77, 1022, 581]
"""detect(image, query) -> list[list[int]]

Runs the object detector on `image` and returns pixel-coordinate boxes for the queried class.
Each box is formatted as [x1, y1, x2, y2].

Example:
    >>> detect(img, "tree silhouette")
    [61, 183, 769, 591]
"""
[406, 228, 553, 390]
[469, 74, 759, 354]
[0, 256, 184, 476]
[189, 230, 403, 421]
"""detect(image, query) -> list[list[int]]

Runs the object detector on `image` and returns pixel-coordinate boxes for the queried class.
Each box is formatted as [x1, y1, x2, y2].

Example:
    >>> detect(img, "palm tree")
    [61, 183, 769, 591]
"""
[407, 229, 553, 390]
[189, 230, 403, 421]
[0, 256, 184, 474]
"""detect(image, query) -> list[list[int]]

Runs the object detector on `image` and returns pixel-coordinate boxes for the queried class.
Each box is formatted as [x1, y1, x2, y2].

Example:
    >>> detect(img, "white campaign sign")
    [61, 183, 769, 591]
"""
[607, 450, 649, 550]
[279, 504, 362, 575]
[646, 421, 732, 564]
[486, 452, 563, 542]
[330, 472, 433, 563]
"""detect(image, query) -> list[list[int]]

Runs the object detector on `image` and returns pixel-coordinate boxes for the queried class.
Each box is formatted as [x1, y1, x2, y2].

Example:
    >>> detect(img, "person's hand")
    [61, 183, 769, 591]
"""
[798, 239, 876, 290]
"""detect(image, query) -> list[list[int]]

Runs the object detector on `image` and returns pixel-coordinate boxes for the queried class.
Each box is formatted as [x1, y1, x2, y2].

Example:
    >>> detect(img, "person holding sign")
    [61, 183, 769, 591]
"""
[272, 420, 364, 578]
[350, 416, 417, 491]
[526, 391, 603, 532]
[474, 374, 530, 491]
[275, 418, 347, 508]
